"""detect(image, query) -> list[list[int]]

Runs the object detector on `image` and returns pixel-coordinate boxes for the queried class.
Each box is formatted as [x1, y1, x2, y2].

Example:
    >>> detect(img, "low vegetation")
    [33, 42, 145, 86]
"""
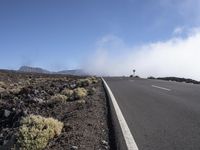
[0, 71, 109, 150]
[0, 87, 5, 93]
[76, 100, 86, 110]
[49, 94, 68, 103]
[18, 115, 63, 150]
[9, 86, 22, 95]
[88, 87, 96, 95]
[0, 81, 6, 89]
[61, 88, 74, 97]
[77, 77, 98, 87]
[89, 77, 99, 84]
[74, 87, 88, 99]
[77, 78, 92, 87]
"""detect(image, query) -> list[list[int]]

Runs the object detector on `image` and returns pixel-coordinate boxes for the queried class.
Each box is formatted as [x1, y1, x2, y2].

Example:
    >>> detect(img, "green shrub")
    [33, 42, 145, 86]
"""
[74, 87, 87, 99]
[77, 78, 92, 87]
[89, 77, 98, 83]
[9, 86, 22, 95]
[61, 88, 73, 97]
[61, 88, 75, 101]
[0, 87, 5, 93]
[76, 100, 86, 109]
[88, 87, 96, 95]
[49, 94, 68, 103]
[0, 81, 6, 89]
[18, 115, 63, 150]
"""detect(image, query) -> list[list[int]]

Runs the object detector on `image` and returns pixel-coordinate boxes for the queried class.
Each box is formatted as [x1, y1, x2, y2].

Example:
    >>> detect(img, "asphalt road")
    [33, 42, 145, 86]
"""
[104, 77, 200, 150]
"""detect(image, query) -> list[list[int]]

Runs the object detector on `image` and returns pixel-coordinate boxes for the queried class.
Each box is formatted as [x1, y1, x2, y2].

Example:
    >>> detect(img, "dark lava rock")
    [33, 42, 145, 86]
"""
[0, 70, 110, 150]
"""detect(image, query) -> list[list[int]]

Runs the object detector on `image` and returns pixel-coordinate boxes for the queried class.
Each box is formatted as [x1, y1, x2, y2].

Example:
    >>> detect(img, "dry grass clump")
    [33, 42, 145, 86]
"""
[74, 87, 87, 99]
[49, 94, 68, 103]
[18, 115, 63, 150]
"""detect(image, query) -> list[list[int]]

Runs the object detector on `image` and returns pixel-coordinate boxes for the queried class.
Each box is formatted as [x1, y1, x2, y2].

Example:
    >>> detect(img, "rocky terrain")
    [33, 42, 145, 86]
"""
[148, 76, 200, 84]
[0, 70, 110, 150]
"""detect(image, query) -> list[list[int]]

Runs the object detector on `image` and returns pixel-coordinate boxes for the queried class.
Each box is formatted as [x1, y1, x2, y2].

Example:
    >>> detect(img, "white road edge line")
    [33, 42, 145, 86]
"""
[102, 78, 139, 150]
[152, 85, 171, 91]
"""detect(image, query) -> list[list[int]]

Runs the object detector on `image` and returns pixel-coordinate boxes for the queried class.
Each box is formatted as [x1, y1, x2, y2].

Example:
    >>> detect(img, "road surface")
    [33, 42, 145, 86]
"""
[104, 77, 200, 150]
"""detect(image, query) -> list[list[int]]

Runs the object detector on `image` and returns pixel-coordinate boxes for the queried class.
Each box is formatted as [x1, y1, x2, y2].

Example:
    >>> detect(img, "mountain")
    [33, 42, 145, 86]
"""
[18, 66, 89, 76]
[19, 66, 50, 74]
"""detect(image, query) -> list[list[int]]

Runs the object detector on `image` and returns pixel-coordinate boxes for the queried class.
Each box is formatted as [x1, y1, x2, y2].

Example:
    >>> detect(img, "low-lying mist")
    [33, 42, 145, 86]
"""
[83, 27, 200, 80]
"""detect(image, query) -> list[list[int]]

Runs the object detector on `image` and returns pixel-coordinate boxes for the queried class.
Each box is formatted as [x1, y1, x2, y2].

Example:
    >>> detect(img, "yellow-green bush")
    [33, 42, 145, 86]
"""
[0, 81, 6, 89]
[77, 78, 92, 87]
[61, 88, 73, 97]
[76, 100, 86, 109]
[18, 115, 63, 150]
[50, 94, 68, 103]
[9, 86, 23, 95]
[88, 87, 96, 95]
[88, 77, 98, 84]
[0, 87, 5, 93]
[74, 87, 87, 99]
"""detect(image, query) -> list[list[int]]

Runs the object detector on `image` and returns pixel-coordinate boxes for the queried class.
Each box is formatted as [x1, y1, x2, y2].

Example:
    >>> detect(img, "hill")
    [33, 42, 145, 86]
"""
[18, 66, 89, 76]
[19, 66, 50, 74]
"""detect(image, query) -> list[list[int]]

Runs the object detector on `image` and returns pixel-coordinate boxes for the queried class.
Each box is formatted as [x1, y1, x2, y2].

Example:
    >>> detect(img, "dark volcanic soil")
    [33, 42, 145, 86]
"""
[0, 70, 110, 150]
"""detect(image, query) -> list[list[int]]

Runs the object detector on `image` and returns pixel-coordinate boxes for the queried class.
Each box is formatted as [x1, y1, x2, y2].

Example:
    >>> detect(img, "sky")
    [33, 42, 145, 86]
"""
[0, 0, 200, 79]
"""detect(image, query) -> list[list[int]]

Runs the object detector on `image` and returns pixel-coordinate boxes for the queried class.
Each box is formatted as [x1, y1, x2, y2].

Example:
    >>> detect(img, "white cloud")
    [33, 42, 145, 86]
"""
[173, 27, 185, 35]
[84, 28, 200, 80]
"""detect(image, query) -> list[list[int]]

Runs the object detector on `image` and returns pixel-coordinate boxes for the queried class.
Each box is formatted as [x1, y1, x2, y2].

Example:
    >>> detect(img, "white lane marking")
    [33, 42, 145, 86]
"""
[152, 85, 171, 91]
[129, 80, 134, 82]
[102, 78, 139, 150]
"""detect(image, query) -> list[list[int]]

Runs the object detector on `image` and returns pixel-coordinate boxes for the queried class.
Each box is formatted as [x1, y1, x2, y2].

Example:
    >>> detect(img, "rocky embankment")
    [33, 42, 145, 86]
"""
[0, 71, 110, 150]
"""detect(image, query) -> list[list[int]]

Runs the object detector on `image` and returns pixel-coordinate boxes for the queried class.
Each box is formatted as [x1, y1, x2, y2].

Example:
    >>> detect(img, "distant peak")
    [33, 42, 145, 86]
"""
[18, 66, 89, 76]
[18, 66, 50, 74]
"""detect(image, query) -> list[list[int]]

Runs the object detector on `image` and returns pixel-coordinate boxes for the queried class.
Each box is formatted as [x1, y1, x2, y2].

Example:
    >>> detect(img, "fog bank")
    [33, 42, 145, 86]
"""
[84, 28, 200, 80]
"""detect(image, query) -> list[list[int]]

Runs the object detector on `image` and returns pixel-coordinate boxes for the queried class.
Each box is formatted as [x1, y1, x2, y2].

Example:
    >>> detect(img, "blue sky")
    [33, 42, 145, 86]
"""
[0, 0, 200, 78]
